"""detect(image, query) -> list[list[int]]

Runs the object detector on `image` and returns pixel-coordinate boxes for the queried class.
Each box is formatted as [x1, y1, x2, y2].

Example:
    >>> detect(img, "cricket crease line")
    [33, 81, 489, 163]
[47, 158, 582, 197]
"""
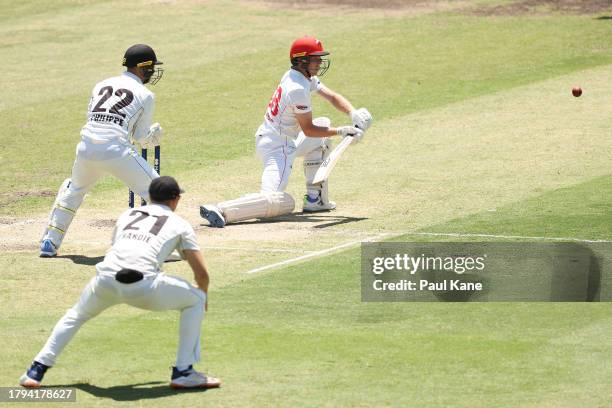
[203, 245, 312, 254]
[0, 236, 310, 255]
[407, 232, 612, 243]
[69, 240, 311, 254]
[246, 231, 612, 274]
[246, 232, 398, 274]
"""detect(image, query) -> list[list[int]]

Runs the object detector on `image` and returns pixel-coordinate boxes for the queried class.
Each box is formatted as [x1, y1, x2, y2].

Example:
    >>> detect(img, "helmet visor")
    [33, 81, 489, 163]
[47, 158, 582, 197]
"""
[316, 57, 330, 76]
[143, 67, 164, 85]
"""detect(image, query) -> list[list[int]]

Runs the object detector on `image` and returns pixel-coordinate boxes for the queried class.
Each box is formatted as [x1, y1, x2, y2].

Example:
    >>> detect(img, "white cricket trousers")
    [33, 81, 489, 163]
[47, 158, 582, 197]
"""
[42, 139, 159, 250]
[34, 273, 206, 369]
[256, 130, 328, 192]
[70, 146, 158, 200]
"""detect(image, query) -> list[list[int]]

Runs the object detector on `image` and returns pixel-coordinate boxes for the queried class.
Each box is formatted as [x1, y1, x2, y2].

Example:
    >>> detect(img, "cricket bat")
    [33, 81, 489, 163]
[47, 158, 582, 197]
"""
[312, 136, 354, 184]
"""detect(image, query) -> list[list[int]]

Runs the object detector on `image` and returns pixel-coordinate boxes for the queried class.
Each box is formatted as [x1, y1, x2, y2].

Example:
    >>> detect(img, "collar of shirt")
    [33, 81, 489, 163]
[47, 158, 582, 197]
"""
[151, 203, 172, 211]
[122, 71, 143, 84]
[289, 68, 317, 86]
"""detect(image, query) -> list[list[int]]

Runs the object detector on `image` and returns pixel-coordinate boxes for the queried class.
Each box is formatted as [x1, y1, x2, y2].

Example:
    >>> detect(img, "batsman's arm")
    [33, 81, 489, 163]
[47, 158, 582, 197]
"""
[297, 111, 359, 138]
[183, 249, 210, 309]
[296, 111, 362, 139]
[316, 86, 354, 114]
[296, 112, 336, 138]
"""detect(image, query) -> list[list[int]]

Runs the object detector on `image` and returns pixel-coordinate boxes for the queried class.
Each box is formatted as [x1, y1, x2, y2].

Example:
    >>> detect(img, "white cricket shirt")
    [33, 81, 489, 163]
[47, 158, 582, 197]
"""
[80, 71, 155, 144]
[256, 69, 324, 140]
[96, 204, 200, 278]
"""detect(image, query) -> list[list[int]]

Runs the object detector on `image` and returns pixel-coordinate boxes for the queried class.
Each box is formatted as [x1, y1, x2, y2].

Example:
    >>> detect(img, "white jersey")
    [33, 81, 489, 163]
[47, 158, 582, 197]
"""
[96, 203, 199, 278]
[80, 71, 155, 145]
[256, 69, 324, 140]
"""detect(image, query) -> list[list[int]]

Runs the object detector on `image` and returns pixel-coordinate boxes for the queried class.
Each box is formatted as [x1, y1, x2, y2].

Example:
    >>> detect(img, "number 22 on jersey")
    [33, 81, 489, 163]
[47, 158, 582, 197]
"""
[91, 86, 134, 117]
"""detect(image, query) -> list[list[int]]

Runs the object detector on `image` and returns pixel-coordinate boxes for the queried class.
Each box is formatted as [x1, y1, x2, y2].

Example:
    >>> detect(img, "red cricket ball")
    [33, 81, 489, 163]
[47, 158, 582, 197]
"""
[572, 86, 582, 97]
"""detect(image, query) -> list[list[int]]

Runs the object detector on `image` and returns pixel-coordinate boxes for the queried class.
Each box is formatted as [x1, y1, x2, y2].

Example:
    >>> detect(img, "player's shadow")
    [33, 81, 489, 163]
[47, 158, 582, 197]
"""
[596, 16, 612, 20]
[51, 381, 215, 401]
[56, 255, 105, 266]
[228, 213, 368, 229]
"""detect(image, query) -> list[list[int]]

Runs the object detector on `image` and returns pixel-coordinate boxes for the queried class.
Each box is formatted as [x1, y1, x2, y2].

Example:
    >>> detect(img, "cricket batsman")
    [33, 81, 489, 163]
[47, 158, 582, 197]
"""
[21, 176, 221, 389]
[40, 44, 164, 257]
[200, 36, 372, 228]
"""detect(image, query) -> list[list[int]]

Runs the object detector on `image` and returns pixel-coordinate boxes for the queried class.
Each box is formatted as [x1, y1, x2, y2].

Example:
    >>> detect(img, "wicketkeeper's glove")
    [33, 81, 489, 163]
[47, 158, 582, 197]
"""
[141, 123, 163, 148]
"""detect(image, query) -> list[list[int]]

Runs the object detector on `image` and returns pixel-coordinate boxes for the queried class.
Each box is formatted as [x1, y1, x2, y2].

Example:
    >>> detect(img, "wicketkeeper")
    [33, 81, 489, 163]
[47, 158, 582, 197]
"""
[200, 36, 372, 227]
[21, 176, 221, 389]
[40, 44, 164, 257]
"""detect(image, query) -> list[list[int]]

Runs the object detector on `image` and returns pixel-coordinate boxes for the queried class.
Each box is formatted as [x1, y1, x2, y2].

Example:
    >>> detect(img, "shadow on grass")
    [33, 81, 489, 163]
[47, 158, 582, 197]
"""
[201, 213, 368, 229]
[51, 381, 217, 401]
[56, 255, 105, 266]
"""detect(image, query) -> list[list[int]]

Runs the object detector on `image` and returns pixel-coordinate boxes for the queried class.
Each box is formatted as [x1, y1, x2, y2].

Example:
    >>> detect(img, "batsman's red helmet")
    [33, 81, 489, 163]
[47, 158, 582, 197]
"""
[290, 36, 329, 60]
[290, 36, 331, 76]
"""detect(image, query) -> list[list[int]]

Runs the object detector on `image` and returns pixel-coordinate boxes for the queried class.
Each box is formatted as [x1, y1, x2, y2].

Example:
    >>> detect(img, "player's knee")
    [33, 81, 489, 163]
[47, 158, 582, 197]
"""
[58, 179, 87, 209]
[188, 289, 206, 311]
[265, 192, 295, 217]
[196, 292, 205, 308]
[64, 307, 92, 323]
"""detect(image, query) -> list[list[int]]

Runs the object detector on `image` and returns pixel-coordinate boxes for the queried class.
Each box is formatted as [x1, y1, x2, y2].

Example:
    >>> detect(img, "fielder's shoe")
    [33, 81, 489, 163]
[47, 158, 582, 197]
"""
[302, 194, 337, 213]
[39, 239, 57, 258]
[170, 365, 221, 389]
[19, 361, 49, 388]
[199, 205, 226, 228]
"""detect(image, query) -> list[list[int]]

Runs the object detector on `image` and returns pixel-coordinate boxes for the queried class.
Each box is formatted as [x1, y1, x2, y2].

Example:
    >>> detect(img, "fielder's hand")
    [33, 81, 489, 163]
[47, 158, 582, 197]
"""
[141, 123, 163, 148]
[350, 108, 373, 131]
[336, 125, 364, 143]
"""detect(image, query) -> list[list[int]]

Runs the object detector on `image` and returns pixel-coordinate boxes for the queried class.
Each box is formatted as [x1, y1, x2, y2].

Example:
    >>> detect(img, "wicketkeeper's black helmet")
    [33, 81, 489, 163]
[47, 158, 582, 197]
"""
[122, 44, 164, 85]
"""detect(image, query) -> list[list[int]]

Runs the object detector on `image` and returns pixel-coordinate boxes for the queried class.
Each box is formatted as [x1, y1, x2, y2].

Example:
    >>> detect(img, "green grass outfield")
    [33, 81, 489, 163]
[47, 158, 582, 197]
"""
[2, 0, 612, 406]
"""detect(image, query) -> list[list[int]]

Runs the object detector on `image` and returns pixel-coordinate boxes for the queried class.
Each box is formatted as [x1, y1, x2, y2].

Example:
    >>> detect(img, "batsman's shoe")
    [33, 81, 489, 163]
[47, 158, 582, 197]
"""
[302, 194, 337, 213]
[40, 239, 57, 258]
[170, 365, 221, 389]
[199, 205, 226, 228]
[19, 361, 50, 388]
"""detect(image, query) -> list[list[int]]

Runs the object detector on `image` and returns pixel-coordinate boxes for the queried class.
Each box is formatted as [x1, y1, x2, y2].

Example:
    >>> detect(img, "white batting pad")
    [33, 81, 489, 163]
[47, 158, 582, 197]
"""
[312, 116, 331, 128]
[301, 126, 332, 205]
[41, 178, 85, 248]
[218, 192, 295, 223]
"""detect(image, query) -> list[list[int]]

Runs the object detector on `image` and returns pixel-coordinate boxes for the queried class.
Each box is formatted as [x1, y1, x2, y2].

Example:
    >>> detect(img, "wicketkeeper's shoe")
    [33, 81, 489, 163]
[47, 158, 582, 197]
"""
[302, 194, 337, 213]
[170, 365, 221, 389]
[199, 205, 226, 228]
[39, 239, 57, 258]
[19, 361, 50, 388]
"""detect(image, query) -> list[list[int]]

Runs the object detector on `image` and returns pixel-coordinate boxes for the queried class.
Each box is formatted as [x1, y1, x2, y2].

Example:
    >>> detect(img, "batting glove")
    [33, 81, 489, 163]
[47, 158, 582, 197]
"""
[336, 125, 364, 143]
[350, 108, 373, 131]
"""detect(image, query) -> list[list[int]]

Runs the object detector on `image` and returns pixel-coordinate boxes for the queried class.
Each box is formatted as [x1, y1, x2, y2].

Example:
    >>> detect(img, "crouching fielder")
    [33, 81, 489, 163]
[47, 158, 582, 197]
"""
[40, 44, 164, 257]
[20, 177, 221, 389]
[200, 36, 372, 227]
